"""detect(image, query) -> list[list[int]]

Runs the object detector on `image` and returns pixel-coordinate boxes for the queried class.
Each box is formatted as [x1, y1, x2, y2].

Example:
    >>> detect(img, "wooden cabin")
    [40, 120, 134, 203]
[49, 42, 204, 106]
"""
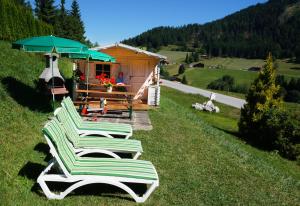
[76, 43, 166, 109]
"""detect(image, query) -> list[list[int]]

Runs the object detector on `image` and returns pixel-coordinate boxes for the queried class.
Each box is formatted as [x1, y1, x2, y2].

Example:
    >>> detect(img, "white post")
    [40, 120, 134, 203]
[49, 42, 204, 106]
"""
[51, 53, 55, 109]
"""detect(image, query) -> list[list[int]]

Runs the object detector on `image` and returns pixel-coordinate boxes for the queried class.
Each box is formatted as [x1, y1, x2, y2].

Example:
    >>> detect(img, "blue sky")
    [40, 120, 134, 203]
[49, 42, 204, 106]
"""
[30, 0, 267, 45]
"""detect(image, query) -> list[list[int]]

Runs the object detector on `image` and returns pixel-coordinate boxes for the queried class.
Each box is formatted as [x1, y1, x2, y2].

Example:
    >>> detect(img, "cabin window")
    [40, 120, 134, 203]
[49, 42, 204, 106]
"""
[95, 64, 110, 78]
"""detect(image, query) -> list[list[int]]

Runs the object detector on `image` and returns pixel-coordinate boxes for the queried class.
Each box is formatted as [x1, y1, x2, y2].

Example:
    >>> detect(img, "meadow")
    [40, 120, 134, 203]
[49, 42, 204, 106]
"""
[159, 50, 300, 99]
[0, 41, 299, 205]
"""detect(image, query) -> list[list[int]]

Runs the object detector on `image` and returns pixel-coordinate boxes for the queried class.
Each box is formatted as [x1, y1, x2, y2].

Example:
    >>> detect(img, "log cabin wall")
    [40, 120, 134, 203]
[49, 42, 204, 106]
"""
[78, 46, 160, 101]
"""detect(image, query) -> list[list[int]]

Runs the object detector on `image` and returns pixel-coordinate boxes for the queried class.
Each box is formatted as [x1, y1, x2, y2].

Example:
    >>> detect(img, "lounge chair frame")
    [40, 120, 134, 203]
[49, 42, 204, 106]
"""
[54, 108, 141, 159]
[60, 102, 133, 139]
[38, 134, 158, 203]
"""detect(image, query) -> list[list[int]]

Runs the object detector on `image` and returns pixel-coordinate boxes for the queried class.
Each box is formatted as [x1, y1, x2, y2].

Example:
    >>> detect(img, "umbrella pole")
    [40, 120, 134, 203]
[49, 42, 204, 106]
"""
[86, 56, 90, 98]
[51, 53, 55, 110]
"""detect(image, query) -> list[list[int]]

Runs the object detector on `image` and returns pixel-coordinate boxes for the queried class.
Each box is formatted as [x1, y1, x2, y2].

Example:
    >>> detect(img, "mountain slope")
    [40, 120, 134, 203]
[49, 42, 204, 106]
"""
[0, 40, 299, 205]
[122, 0, 300, 59]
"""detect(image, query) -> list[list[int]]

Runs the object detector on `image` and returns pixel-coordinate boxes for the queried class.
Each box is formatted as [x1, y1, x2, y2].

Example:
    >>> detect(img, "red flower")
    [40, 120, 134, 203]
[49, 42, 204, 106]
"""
[80, 74, 85, 81]
[110, 77, 116, 84]
[96, 73, 116, 87]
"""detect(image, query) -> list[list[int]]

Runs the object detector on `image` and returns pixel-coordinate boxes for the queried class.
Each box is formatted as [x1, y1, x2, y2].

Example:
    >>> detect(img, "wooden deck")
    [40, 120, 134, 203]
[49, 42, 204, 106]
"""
[78, 102, 150, 111]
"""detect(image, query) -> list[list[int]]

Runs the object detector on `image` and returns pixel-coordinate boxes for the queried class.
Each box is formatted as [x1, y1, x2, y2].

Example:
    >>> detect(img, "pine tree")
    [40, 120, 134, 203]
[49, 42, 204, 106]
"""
[193, 52, 199, 62]
[185, 53, 189, 63]
[295, 46, 300, 63]
[188, 52, 194, 63]
[34, 0, 56, 25]
[178, 64, 185, 74]
[0, 0, 52, 41]
[238, 53, 282, 145]
[181, 75, 188, 84]
[54, 0, 70, 38]
[69, 0, 85, 42]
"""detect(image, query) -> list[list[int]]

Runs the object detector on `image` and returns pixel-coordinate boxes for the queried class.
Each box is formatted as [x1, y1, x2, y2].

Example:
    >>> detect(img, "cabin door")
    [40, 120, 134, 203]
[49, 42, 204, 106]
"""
[129, 60, 149, 100]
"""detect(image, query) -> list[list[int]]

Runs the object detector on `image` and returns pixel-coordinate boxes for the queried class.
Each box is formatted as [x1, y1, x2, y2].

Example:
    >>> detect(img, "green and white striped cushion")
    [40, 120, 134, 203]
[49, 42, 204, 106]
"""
[43, 120, 157, 180]
[62, 97, 132, 134]
[62, 97, 82, 127]
[56, 107, 142, 152]
[80, 121, 132, 134]
[76, 137, 142, 152]
[56, 107, 79, 144]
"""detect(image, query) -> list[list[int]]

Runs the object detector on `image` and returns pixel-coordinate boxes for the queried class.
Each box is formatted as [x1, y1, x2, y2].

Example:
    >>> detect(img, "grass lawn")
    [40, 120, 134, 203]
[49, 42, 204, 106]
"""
[199, 57, 300, 78]
[183, 68, 256, 98]
[160, 50, 300, 99]
[1, 42, 300, 205]
[158, 50, 188, 63]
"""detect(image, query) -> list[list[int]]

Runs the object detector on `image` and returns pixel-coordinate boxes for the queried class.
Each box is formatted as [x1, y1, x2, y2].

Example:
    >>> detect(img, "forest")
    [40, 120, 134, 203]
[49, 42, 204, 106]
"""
[123, 0, 300, 60]
[0, 0, 95, 46]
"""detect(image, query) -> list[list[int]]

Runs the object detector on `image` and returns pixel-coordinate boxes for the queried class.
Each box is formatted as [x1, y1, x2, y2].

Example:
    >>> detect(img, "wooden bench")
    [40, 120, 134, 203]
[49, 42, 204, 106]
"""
[50, 87, 68, 95]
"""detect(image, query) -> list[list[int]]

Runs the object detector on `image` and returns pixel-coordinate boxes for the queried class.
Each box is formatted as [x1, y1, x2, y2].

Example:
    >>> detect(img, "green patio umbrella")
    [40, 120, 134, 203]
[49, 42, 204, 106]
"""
[68, 49, 116, 96]
[12, 35, 88, 109]
[68, 49, 116, 62]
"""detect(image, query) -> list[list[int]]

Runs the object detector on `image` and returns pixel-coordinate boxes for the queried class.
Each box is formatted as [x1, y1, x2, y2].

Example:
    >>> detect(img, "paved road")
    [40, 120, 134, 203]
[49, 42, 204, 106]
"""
[161, 79, 246, 109]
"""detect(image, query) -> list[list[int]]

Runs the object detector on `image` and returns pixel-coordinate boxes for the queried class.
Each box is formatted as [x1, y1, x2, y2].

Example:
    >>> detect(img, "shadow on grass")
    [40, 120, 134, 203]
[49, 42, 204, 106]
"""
[213, 126, 241, 138]
[34, 142, 52, 162]
[1, 77, 52, 112]
[18, 161, 45, 180]
[19, 161, 147, 201]
[290, 67, 300, 70]
[34, 142, 49, 154]
[21, 143, 146, 201]
[213, 126, 276, 152]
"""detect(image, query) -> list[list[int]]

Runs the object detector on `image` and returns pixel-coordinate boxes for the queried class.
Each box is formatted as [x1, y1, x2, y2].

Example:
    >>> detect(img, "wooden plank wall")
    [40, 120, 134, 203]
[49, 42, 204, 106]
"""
[78, 47, 160, 101]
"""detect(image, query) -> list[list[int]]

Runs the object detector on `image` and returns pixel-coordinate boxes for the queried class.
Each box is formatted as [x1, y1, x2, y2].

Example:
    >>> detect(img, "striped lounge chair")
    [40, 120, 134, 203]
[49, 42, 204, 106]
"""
[38, 119, 159, 203]
[61, 97, 132, 139]
[54, 107, 142, 159]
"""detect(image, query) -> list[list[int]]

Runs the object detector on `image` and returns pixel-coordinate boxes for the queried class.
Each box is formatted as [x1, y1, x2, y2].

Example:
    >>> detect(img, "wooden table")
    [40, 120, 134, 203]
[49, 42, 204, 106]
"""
[76, 89, 134, 119]
[76, 89, 134, 96]
[86, 83, 131, 88]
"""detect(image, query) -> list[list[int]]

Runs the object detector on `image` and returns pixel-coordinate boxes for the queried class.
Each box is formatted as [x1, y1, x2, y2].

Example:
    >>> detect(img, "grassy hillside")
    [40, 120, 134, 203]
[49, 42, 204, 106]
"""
[198, 57, 300, 78]
[0, 40, 300, 205]
[158, 50, 188, 63]
[185, 68, 256, 91]
[160, 50, 300, 98]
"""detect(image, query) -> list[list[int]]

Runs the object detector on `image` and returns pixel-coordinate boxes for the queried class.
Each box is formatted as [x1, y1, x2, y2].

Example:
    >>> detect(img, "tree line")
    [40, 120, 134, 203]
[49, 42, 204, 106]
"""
[0, 0, 52, 41]
[123, 0, 300, 60]
[0, 0, 97, 47]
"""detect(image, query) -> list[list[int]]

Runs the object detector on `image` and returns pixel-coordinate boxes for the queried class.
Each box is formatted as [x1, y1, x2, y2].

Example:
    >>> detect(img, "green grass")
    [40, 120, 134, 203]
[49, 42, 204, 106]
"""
[1, 41, 300, 205]
[184, 68, 256, 95]
[199, 57, 300, 78]
[161, 87, 241, 133]
[158, 50, 188, 63]
[159, 50, 300, 99]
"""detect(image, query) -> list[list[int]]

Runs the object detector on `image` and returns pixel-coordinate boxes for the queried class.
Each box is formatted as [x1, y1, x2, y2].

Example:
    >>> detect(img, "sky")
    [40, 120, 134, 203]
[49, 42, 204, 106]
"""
[30, 0, 267, 45]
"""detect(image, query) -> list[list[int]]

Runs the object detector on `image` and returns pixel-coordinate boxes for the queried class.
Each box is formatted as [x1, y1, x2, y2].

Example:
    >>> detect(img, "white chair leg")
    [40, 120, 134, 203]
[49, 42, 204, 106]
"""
[37, 159, 158, 202]
[133, 152, 141, 160]
[38, 167, 158, 203]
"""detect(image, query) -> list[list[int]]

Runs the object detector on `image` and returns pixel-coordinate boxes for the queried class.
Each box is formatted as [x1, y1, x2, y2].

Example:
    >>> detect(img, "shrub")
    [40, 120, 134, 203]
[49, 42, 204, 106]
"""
[160, 65, 170, 78]
[285, 90, 300, 103]
[178, 64, 185, 74]
[275, 75, 300, 103]
[181, 75, 188, 84]
[259, 109, 300, 161]
[207, 75, 235, 91]
[232, 84, 249, 93]
[238, 53, 300, 161]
